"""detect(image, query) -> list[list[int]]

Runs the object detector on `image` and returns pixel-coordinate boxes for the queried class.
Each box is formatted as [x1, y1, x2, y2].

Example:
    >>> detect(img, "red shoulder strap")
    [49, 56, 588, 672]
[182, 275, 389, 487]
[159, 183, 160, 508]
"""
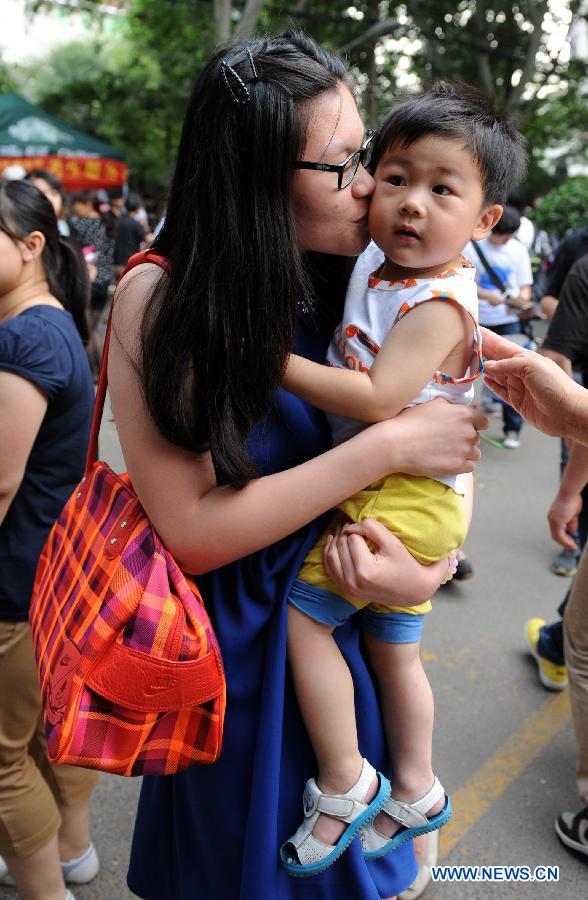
[121, 249, 171, 278]
[85, 249, 170, 474]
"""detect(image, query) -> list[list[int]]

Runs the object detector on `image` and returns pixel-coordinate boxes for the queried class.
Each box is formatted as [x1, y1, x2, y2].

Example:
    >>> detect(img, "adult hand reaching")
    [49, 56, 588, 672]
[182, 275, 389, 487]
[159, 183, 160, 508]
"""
[324, 516, 456, 607]
[482, 328, 588, 443]
[547, 491, 582, 551]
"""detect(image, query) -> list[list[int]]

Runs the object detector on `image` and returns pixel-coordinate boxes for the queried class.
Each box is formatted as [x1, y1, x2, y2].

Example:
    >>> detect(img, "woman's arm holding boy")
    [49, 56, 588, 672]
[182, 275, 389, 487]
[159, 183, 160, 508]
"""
[110, 268, 485, 576]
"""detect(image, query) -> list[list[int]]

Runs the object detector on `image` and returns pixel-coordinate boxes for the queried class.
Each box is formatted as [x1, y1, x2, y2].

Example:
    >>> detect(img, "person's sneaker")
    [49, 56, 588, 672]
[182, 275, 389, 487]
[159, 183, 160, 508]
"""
[61, 843, 100, 884]
[453, 555, 474, 581]
[398, 829, 440, 899]
[554, 807, 588, 856]
[551, 546, 580, 577]
[0, 855, 9, 884]
[503, 431, 521, 450]
[525, 617, 568, 690]
[0, 845, 99, 888]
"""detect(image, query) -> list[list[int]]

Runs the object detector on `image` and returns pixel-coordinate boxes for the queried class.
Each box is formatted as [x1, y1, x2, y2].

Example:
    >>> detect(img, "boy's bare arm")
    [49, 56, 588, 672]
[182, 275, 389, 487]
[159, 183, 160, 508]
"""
[284, 301, 470, 422]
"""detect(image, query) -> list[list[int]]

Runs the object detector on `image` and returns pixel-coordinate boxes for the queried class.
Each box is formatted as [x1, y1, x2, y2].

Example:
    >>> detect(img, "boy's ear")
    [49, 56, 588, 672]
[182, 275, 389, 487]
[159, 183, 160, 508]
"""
[472, 204, 503, 241]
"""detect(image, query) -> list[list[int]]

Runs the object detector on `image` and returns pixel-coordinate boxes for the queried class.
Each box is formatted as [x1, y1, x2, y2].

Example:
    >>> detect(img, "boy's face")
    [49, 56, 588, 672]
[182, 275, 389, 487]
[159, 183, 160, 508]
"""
[369, 134, 502, 278]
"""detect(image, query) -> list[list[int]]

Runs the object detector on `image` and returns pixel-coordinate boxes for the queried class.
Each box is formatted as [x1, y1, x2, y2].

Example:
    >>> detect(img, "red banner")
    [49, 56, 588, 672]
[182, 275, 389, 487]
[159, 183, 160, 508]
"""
[0, 155, 127, 192]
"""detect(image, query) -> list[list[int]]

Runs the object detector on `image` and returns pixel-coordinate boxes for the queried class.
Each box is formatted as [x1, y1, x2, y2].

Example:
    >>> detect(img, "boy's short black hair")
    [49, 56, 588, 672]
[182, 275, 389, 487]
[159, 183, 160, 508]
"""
[371, 83, 528, 205]
[492, 204, 521, 234]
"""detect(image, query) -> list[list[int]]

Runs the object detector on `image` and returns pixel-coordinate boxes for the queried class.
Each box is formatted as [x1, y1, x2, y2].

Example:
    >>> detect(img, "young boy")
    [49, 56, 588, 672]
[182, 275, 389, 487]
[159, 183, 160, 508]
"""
[280, 84, 527, 876]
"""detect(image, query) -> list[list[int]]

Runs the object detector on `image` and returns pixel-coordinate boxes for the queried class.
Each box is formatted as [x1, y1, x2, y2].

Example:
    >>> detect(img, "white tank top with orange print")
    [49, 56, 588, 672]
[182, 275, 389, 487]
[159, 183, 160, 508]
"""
[327, 241, 483, 493]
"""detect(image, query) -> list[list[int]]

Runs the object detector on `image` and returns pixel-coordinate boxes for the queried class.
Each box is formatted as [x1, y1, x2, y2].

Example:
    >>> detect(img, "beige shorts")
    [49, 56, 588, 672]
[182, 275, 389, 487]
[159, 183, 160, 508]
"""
[0, 620, 98, 858]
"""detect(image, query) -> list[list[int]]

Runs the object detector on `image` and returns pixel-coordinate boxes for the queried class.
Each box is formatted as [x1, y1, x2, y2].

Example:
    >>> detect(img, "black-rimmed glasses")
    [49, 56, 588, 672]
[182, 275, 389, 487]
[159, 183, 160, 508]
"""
[293, 130, 375, 190]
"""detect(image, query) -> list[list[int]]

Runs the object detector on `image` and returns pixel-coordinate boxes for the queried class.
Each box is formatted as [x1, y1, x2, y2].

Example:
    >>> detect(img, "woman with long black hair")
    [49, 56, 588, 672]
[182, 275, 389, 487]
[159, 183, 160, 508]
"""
[0, 180, 98, 900]
[111, 34, 486, 899]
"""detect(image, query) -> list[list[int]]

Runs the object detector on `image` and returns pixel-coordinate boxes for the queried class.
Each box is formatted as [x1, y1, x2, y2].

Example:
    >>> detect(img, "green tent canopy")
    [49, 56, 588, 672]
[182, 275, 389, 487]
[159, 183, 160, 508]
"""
[0, 92, 127, 191]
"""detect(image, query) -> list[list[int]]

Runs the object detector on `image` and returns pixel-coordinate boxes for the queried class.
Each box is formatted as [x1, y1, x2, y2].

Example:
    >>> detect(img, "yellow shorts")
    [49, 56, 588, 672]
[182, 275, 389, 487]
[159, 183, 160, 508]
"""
[298, 473, 467, 616]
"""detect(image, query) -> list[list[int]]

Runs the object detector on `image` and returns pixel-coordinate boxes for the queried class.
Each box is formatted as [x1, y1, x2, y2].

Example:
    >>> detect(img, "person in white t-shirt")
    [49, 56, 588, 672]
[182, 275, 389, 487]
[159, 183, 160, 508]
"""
[463, 206, 533, 448]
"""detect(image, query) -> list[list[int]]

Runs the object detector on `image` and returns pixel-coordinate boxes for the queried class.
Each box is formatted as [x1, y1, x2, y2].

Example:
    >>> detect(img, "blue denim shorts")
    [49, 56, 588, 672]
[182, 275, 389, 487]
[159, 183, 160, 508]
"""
[289, 579, 425, 644]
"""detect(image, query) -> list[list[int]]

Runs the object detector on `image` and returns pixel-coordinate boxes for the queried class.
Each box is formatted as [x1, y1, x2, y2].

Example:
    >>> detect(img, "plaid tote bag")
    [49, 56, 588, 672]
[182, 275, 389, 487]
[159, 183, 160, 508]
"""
[29, 251, 226, 776]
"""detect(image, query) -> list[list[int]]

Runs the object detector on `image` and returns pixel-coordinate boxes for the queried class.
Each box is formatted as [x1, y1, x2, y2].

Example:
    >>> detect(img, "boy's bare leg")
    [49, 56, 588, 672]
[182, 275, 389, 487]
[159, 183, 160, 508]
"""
[287, 606, 378, 846]
[364, 633, 444, 838]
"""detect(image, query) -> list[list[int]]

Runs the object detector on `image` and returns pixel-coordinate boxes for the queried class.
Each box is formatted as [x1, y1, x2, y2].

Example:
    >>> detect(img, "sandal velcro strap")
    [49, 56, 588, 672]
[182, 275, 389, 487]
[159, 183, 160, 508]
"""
[386, 777, 445, 828]
[281, 758, 391, 875]
[317, 796, 356, 819]
[360, 776, 452, 859]
[302, 759, 378, 822]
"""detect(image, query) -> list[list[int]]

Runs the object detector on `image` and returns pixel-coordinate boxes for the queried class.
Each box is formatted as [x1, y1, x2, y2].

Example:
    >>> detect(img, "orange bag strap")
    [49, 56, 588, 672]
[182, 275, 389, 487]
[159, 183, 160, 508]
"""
[85, 250, 171, 476]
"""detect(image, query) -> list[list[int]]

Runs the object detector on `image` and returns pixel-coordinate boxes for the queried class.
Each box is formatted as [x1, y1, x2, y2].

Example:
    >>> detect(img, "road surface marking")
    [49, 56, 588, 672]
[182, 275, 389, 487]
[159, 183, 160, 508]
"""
[440, 691, 570, 857]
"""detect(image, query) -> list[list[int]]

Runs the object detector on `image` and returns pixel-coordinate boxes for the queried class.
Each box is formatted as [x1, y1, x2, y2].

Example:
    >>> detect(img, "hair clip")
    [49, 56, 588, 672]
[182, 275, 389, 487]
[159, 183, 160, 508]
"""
[245, 49, 258, 81]
[220, 48, 259, 105]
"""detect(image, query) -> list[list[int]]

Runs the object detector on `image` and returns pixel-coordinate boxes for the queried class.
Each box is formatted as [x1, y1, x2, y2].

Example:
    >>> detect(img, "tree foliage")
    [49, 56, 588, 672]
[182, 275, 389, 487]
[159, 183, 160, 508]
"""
[15, 0, 585, 200]
[532, 176, 588, 234]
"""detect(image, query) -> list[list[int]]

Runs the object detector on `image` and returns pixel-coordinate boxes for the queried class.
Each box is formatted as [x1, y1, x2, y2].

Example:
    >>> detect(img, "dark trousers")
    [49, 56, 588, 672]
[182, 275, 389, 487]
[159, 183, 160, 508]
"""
[538, 595, 569, 666]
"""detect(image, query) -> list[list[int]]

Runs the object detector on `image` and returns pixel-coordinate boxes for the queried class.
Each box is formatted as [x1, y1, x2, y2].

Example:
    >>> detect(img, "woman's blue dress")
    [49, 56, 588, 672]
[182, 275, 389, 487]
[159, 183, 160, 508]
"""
[127, 305, 417, 899]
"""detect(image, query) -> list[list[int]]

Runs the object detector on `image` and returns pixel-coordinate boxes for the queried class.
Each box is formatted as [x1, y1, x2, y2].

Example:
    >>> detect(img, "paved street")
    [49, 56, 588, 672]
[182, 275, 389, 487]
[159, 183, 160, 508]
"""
[2, 394, 586, 899]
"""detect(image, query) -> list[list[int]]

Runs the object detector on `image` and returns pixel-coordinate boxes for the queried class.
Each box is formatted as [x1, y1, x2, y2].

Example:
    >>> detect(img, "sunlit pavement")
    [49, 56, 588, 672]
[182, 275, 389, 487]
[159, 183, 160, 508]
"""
[2, 391, 586, 899]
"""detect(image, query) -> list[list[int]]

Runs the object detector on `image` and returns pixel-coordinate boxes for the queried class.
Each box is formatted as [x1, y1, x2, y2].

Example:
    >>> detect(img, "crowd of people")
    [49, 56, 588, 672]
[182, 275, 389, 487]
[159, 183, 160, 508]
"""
[0, 29, 586, 900]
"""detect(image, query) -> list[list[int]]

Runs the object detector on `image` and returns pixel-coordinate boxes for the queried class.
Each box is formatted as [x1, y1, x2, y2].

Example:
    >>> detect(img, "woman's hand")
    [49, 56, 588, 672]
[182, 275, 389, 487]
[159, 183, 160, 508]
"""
[482, 327, 588, 442]
[323, 517, 457, 607]
[378, 398, 487, 477]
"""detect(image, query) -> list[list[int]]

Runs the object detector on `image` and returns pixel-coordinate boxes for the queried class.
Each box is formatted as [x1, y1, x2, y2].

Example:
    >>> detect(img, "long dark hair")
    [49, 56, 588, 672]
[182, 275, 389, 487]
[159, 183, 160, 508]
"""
[0, 180, 90, 342]
[142, 32, 348, 488]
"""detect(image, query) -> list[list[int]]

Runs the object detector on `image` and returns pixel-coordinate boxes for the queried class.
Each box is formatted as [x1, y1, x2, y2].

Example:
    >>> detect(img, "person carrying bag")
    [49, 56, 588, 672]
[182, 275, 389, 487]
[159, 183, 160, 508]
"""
[29, 250, 226, 778]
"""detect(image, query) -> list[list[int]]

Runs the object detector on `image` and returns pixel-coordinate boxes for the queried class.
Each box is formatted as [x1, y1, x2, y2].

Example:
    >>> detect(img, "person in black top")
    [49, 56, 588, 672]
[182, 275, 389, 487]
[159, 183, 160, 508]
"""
[0, 180, 99, 900]
[540, 224, 588, 318]
[543, 255, 588, 375]
[113, 192, 150, 276]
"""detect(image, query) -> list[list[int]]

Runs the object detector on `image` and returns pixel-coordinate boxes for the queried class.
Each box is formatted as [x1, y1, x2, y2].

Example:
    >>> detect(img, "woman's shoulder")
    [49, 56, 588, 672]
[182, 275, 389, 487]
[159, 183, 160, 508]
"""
[115, 260, 168, 309]
[0, 306, 60, 356]
[111, 260, 169, 354]
[0, 307, 80, 397]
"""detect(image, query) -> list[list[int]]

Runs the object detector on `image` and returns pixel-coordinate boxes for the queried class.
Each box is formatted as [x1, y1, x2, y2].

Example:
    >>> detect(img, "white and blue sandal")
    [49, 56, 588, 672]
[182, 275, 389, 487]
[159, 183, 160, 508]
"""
[280, 758, 391, 876]
[361, 776, 452, 859]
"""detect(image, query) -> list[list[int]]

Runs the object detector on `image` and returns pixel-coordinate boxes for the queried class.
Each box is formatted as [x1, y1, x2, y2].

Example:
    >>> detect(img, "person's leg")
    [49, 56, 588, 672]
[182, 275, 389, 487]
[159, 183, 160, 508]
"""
[29, 716, 98, 865]
[0, 622, 66, 900]
[502, 401, 523, 436]
[490, 322, 524, 439]
[57, 798, 92, 863]
[362, 631, 444, 839]
[563, 547, 588, 802]
[287, 605, 378, 847]
[3, 837, 66, 900]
